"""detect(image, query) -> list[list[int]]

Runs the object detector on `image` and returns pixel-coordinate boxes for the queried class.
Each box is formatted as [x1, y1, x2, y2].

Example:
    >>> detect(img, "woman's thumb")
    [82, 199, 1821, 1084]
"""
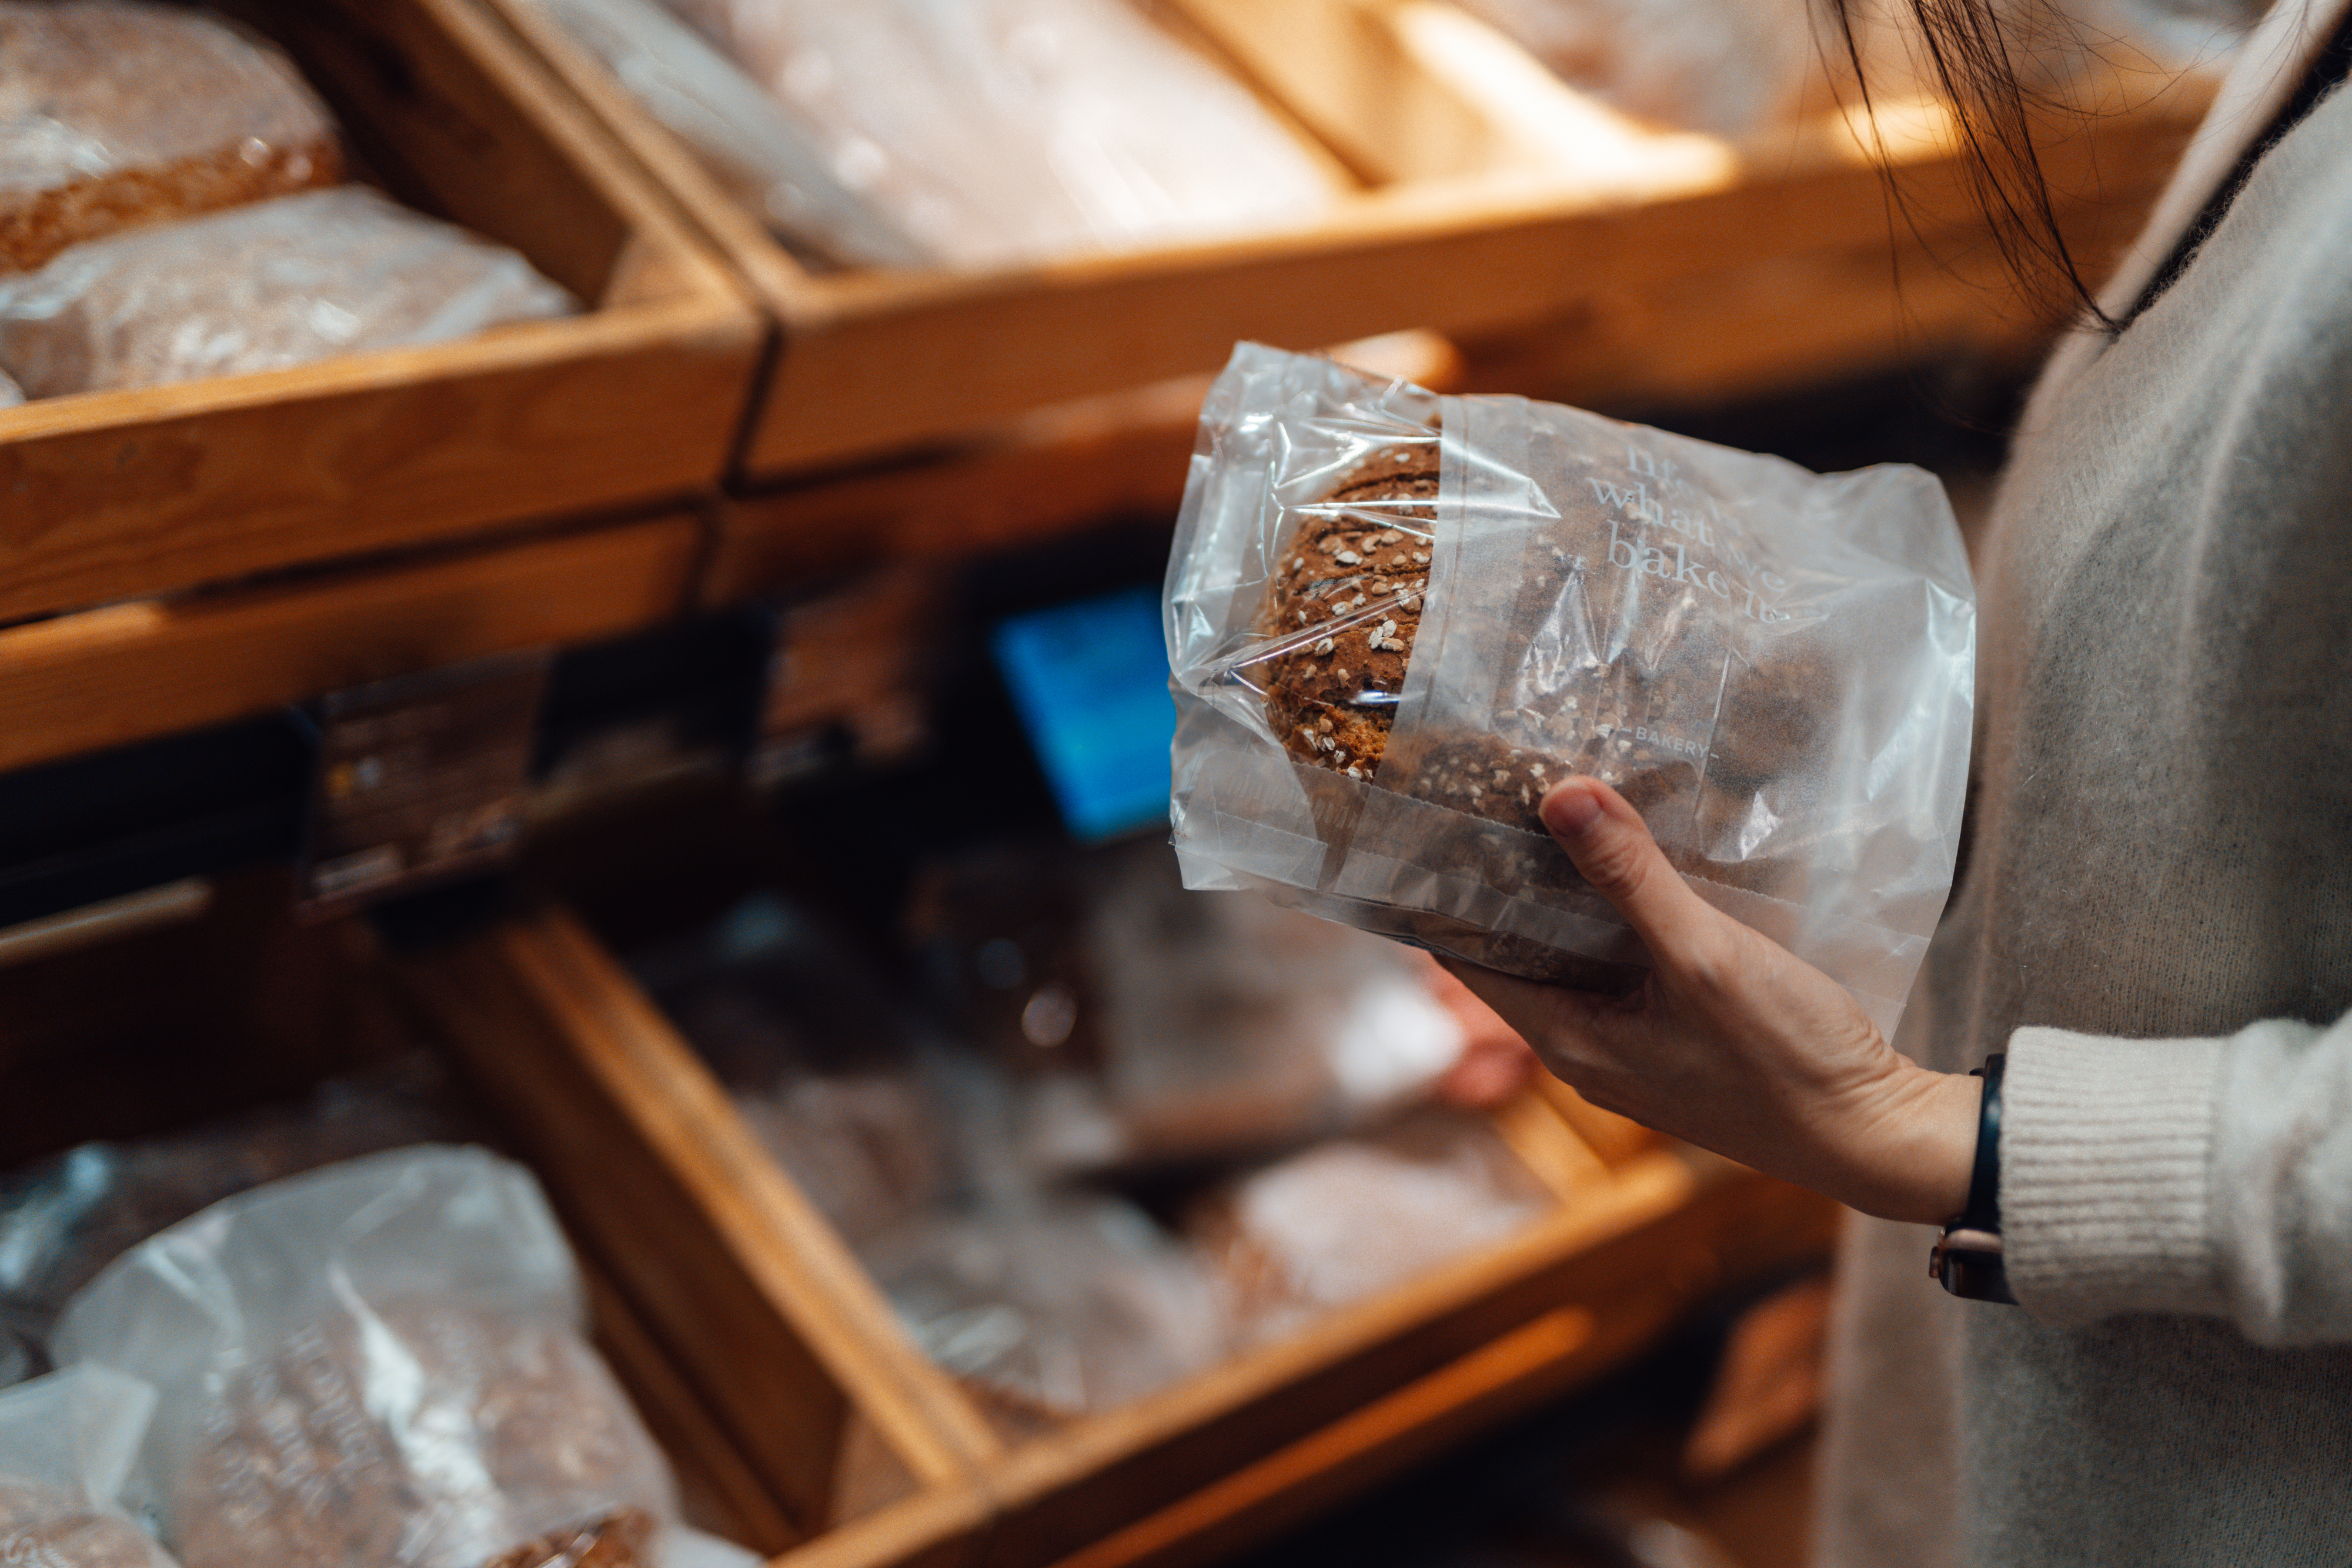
[1538, 777, 1710, 947]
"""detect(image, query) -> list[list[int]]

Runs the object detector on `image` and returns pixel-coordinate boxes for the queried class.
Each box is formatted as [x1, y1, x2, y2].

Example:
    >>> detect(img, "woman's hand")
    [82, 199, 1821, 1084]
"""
[1437, 777, 1980, 1225]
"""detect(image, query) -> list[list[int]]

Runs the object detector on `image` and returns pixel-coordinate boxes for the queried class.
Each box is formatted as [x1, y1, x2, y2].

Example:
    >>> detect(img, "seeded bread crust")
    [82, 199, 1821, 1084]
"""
[1258, 443, 1440, 780]
[0, 1, 342, 274]
[1252, 442, 1830, 988]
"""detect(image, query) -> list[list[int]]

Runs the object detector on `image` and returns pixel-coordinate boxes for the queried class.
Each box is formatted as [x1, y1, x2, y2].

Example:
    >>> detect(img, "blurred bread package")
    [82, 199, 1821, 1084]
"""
[0, 0, 341, 273]
[858, 1190, 1227, 1430]
[0, 1366, 179, 1568]
[52, 1146, 677, 1568]
[516, 0, 932, 270]
[0, 186, 577, 396]
[1165, 344, 1975, 1032]
[1191, 1109, 1555, 1346]
[628, 0, 1340, 268]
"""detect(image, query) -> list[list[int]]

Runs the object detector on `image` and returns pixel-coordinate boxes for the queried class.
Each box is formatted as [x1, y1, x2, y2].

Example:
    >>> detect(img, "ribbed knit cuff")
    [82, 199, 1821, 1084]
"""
[2000, 1027, 2228, 1325]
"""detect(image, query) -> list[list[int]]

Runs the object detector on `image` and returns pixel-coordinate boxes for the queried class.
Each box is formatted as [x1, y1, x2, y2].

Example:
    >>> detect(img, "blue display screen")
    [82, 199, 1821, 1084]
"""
[990, 586, 1174, 842]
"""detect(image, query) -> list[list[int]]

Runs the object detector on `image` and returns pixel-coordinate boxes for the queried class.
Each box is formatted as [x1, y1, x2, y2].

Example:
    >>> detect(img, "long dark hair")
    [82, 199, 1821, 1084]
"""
[1822, 0, 2123, 332]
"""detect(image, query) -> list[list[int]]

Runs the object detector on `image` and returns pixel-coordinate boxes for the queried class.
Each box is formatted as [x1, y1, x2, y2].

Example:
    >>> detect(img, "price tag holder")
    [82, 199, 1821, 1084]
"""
[299, 650, 551, 916]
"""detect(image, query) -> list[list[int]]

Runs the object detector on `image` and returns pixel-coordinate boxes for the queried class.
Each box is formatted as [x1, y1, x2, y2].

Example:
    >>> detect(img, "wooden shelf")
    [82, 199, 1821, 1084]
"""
[401, 902, 1843, 1568]
[479, 0, 2207, 482]
[0, 0, 763, 626]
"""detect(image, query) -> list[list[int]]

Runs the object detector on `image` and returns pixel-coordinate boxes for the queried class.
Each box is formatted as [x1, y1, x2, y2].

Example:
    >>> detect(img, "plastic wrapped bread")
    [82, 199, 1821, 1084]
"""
[1450, 0, 1829, 142]
[631, 893, 958, 1245]
[860, 1191, 1226, 1427]
[0, 1367, 179, 1568]
[0, 1, 340, 273]
[1165, 345, 1975, 1032]
[0, 1057, 479, 1359]
[518, 0, 929, 269]
[654, 0, 1340, 268]
[1191, 1109, 1555, 1346]
[52, 1147, 676, 1568]
[0, 186, 577, 396]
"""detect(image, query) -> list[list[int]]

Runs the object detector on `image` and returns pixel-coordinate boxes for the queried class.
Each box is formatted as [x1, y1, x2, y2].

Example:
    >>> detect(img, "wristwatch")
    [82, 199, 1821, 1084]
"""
[1929, 1052, 2017, 1303]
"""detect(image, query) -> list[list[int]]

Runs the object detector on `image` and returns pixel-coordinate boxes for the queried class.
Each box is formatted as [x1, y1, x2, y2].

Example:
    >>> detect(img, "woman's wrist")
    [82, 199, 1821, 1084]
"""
[1840, 1065, 1984, 1225]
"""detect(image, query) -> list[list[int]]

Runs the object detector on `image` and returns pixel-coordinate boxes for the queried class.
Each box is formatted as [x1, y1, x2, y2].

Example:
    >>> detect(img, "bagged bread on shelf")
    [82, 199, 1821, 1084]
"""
[517, 0, 929, 269]
[52, 1146, 676, 1568]
[0, 186, 577, 396]
[0, 0, 341, 273]
[1448, 0, 1829, 142]
[647, 0, 1341, 268]
[0, 1366, 179, 1568]
[858, 1189, 1227, 1432]
[1191, 1108, 1555, 1346]
[1165, 344, 1974, 1032]
[912, 838, 1471, 1174]
[631, 893, 959, 1245]
[0, 1057, 480, 1360]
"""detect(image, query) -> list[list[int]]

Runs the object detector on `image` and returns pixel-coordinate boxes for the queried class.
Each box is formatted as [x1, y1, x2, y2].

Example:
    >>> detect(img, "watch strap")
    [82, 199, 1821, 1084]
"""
[1930, 1053, 2017, 1304]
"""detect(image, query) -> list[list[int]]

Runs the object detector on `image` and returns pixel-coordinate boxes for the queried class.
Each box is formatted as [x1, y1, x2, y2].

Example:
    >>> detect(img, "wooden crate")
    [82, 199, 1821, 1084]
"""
[402, 902, 1842, 1568]
[0, 0, 763, 627]
[477, 0, 2207, 481]
[0, 867, 797, 1554]
[0, 510, 707, 775]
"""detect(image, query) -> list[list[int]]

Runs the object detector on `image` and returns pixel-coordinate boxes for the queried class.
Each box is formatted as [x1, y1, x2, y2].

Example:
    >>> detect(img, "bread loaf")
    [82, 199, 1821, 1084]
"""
[0, 1480, 176, 1568]
[173, 1300, 666, 1568]
[1252, 436, 1830, 988]
[0, 1, 340, 273]
[0, 186, 575, 396]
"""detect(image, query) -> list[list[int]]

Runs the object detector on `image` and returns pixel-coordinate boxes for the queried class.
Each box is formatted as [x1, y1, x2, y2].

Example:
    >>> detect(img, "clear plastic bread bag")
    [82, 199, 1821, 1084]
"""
[1190, 1108, 1556, 1348]
[0, 186, 577, 397]
[654, 0, 1338, 268]
[0, 1366, 180, 1568]
[858, 1189, 1227, 1430]
[0, 0, 341, 272]
[514, 0, 930, 269]
[51, 1145, 677, 1568]
[1165, 344, 1975, 1036]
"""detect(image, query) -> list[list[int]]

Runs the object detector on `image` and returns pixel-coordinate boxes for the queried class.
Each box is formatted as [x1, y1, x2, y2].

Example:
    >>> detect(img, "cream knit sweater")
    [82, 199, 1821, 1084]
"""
[1812, 3, 2352, 1562]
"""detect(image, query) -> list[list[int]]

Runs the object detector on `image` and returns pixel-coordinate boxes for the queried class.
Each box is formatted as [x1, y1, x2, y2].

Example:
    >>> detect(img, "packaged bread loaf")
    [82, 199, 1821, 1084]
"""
[0, 0, 340, 273]
[1165, 345, 1975, 1032]
[0, 186, 576, 396]
[0, 1366, 179, 1568]
[643, 0, 1339, 268]
[52, 1146, 676, 1568]
[859, 1191, 1226, 1429]
[1190, 1108, 1555, 1347]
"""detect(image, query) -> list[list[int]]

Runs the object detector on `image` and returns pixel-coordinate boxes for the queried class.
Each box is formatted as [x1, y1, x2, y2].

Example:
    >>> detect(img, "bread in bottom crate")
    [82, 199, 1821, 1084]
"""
[0, 885, 764, 1568]
[620, 835, 1583, 1460]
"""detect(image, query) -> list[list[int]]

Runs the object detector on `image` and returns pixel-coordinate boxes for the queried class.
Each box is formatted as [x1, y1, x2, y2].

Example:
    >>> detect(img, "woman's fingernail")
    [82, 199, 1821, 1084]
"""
[1540, 780, 1603, 838]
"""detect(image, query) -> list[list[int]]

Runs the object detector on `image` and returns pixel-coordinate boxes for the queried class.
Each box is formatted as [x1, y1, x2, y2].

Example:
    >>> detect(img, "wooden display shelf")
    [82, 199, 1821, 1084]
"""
[477, 0, 2207, 482]
[401, 903, 1842, 1568]
[0, 511, 706, 775]
[0, 0, 762, 627]
[708, 330, 1463, 599]
[0, 867, 796, 1555]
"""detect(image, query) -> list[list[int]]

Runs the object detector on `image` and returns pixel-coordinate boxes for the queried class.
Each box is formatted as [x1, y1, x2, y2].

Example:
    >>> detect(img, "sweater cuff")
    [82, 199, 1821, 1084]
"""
[2000, 1027, 2227, 1324]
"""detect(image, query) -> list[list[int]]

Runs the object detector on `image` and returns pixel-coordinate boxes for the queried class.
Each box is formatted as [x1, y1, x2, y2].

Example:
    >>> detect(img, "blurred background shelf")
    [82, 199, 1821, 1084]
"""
[0, 0, 761, 628]
[479, 0, 2207, 484]
[400, 893, 1839, 1568]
